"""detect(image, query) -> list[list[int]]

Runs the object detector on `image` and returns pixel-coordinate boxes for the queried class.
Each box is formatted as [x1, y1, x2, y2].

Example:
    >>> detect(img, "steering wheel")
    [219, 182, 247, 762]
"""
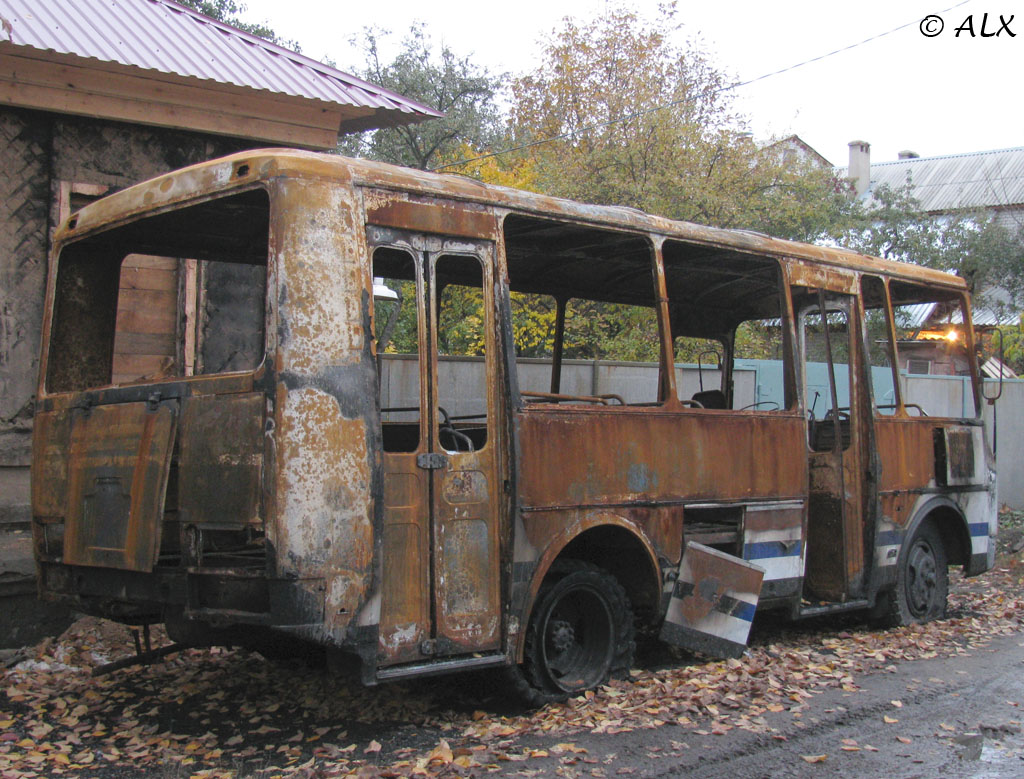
[740, 401, 780, 411]
[438, 406, 474, 452]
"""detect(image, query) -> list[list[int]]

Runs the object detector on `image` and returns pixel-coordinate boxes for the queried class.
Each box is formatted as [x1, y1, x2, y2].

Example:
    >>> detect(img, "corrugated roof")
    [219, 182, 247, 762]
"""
[0, 0, 442, 130]
[897, 285, 1019, 329]
[840, 146, 1024, 213]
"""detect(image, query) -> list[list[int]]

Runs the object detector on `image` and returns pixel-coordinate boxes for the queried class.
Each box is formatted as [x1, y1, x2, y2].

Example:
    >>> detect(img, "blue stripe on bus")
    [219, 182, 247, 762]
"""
[969, 522, 989, 538]
[744, 541, 801, 560]
[728, 598, 758, 623]
[673, 583, 758, 623]
[733, 597, 757, 622]
[878, 523, 987, 548]
[876, 529, 901, 546]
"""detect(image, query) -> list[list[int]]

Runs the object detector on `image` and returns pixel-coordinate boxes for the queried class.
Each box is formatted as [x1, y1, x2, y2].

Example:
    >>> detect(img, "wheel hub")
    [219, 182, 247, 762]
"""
[908, 541, 937, 615]
[549, 618, 576, 653]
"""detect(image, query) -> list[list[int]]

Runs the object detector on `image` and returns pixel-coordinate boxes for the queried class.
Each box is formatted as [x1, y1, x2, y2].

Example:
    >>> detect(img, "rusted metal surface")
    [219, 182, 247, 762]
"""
[874, 418, 937, 499]
[516, 408, 807, 513]
[177, 393, 264, 531]
[62, 402, 177, 572]
[660, 542, 763, 659]
[50, 150, 971, 296]
[434, 451, 501, 653]
[30, 409, 72, 522]
[742, 502, 804, 599]
[370, 227, 505, 665]
[365, 193, 498, 240]
[512, 405, 807, 656]
[378, 458, 430, 664]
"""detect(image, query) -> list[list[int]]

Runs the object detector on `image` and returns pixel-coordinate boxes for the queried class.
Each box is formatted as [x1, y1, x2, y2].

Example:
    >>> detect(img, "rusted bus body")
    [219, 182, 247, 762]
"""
[32, 150, 996, 696]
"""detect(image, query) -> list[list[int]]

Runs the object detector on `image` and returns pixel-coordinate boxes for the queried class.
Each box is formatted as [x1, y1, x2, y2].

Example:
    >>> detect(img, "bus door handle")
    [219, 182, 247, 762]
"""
[417, 453, 449, 470]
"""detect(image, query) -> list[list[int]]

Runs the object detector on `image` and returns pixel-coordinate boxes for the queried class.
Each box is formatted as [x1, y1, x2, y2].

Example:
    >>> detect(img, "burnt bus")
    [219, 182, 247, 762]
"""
[32, 150, 997, 701]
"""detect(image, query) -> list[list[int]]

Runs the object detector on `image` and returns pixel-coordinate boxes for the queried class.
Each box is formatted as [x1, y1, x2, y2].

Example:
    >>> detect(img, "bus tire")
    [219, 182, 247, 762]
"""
[881, 520, 949, 627]
[508, 560, 634, 706]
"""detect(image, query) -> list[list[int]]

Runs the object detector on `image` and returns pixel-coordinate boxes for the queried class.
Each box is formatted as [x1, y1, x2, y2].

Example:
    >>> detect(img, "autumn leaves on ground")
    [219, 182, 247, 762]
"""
[3, 514, 1023, 779]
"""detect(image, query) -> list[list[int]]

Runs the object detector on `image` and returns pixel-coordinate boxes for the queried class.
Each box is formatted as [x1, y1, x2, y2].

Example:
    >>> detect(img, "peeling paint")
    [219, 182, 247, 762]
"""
[276, 386, 372, 623]
[275, 180, 365, 376]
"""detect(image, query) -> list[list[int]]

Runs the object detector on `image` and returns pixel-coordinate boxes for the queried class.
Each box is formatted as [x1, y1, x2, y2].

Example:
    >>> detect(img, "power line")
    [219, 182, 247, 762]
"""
[430, 0, 974, 173]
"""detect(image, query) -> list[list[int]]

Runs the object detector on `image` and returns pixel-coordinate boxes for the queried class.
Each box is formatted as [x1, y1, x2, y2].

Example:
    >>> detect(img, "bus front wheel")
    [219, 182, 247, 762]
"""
[881, 520, 949, 626]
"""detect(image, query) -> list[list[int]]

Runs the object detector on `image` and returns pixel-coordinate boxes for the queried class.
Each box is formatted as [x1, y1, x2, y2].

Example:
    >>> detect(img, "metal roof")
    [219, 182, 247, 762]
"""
[897, 284, 1019, 329]
[0, 0, 442, 130]
[840, 146, 1024, 213]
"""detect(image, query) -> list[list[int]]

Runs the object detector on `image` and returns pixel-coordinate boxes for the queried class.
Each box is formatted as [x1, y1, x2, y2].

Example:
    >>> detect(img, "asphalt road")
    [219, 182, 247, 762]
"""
[523, 630, 1024, 778]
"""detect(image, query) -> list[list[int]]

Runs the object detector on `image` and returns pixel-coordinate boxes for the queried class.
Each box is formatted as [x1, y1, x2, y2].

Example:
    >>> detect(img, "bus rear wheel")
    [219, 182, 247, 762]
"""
[881, 520, 949, 626]
[510, 560, 634, 706]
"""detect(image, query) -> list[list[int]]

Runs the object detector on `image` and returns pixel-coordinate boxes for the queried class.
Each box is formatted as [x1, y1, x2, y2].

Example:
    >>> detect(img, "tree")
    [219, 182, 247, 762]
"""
[507, 3, 856, 243]
[339, 25, 504, 170]
[175, 0, 296, 49]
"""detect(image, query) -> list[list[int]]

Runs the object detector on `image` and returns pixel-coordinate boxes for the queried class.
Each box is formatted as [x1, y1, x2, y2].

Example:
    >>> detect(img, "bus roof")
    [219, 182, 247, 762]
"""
[57, 148, 968, 293]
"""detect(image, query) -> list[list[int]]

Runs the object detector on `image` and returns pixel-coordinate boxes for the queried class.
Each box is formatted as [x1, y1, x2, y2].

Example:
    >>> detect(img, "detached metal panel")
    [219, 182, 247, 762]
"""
[660, 542, 764, 659]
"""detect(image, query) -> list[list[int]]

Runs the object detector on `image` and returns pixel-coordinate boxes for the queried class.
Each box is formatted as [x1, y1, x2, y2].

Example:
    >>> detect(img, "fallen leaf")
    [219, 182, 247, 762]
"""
[884, 715, 899, 724]
[427, 739, 453, 764]
[801, 754, 827, 763]
[364, 740, 382, 754]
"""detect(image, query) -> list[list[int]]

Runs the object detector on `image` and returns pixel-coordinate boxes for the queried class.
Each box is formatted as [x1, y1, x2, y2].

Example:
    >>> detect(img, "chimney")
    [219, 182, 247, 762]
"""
[848, 140, 871, 196]
[898, 150, 920, 160]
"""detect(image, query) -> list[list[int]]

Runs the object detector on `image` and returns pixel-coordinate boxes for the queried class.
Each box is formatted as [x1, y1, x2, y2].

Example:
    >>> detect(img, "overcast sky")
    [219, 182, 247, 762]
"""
[240, 0, 1021, 167]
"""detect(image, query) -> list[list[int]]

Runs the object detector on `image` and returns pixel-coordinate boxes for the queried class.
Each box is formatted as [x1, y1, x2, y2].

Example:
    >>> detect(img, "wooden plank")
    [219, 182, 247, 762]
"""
[120, 267, 178, 292]
[114, 289, 177, 334]
[124, 254, 179, 271]
[112, 354, 176, 384]
[112, 332, 176, 356]
[121, 268, 177, 292]
[0, 53, 342, 148]
[0, 50, 346, 127]
[1, 51, 344, 127]
[115, 287, 177, 314]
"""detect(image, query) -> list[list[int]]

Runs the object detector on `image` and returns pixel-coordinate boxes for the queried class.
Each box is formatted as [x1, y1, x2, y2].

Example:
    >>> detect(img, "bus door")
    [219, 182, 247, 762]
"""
[797, 290, 871, 602]
[370, 230, 502, 668]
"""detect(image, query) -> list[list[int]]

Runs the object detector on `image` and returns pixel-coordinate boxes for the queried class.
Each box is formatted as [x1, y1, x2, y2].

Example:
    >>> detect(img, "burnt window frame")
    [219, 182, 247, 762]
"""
[887, 279, 981, 418]
[661, 239, 794, 412]
[500, 214, 672, 409]
[43, 186, 271, 394]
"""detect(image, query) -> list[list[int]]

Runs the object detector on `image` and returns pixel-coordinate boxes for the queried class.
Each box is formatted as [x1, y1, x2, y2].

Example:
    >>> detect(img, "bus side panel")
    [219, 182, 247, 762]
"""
[517, 409, 807, 515]
[514, 408, 808, 605]
[270, 177, 379, 645]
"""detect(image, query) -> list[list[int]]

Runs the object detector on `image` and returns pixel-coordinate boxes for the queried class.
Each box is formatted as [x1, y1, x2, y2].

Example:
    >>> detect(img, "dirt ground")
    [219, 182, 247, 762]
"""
[2, 512, 1022, 778]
